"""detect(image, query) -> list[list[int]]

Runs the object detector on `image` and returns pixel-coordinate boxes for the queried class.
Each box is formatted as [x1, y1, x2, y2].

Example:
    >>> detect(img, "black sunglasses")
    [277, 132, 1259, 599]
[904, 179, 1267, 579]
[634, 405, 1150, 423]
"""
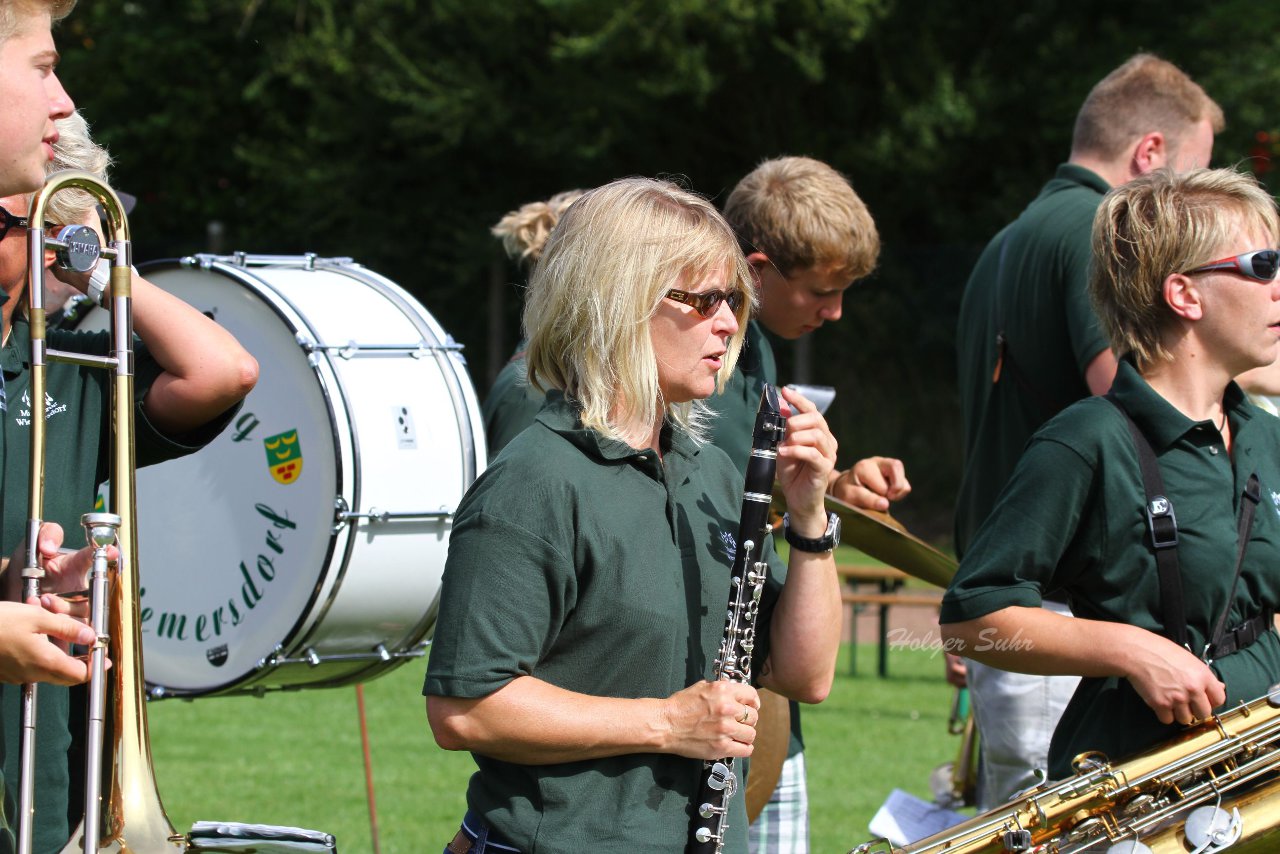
[664, 287, 746, 318]
[0, 206, 55, 242]
[1185, 249, 1280, 283]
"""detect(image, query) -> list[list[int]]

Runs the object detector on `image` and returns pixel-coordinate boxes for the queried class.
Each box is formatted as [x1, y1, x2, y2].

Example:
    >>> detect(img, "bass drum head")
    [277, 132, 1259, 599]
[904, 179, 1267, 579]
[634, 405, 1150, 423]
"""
[84, 255, 484, 696]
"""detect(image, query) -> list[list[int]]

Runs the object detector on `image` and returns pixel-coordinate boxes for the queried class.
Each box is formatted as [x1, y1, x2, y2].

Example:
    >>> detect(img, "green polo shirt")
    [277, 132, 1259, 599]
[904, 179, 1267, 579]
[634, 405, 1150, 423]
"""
[481, 345, 543, 462]
[954, 164, 1112, 556]
[0, 315, 237, 854]
[425, 391, 781, 853]
[941, 360, 1280, 779]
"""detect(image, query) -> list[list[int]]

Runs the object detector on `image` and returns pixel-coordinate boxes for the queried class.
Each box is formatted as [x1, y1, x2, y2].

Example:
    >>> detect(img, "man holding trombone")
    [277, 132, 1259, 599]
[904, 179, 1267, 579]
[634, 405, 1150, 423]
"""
[0, 107, 258, 854]
[0, 0, 89, 690]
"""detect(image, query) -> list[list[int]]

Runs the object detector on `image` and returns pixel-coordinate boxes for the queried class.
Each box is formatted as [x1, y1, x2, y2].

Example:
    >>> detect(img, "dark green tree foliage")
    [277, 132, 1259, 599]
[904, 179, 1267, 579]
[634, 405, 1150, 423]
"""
[54, 0, 1280, 538]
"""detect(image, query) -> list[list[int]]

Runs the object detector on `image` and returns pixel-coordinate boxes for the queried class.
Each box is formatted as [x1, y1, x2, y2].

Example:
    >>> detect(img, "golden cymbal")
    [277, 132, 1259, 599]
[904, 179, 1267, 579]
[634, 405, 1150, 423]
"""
[771, 492, 957, 588]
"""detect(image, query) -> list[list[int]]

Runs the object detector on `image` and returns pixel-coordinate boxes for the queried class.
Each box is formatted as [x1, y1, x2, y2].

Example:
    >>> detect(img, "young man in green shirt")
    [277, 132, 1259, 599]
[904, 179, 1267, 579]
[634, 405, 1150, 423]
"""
[0, 0, 95, 691]
[719, 156, 905, 853]
[943, 166, 1280, 782]
[952, 54, 1222, 809]
[0, 112, 259, 854]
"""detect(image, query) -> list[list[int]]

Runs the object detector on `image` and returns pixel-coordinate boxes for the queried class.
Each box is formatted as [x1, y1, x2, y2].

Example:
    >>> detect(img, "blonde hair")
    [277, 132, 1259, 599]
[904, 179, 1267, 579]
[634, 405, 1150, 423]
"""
[524, 177, 753, 443]
[0, 0, 76, 40]
[1071, 54, 1224, 163]
[44, 110, 111, 226]
[723, 155, 878, 280]
[1090, 167, 1279, 369]
[492, 189, 586, 269]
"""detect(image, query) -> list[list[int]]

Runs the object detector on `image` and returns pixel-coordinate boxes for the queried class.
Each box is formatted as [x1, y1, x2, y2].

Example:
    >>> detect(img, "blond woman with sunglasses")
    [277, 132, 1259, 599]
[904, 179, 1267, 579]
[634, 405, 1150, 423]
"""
[941, 167, 1280, 785]
[425, 177, 842, 854]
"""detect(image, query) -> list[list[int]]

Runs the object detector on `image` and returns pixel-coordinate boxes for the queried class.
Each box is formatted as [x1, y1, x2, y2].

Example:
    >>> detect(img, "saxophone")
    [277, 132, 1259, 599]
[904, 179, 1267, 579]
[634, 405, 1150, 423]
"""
[688, 385, 787, 853]
[852, 685, 1280, 854]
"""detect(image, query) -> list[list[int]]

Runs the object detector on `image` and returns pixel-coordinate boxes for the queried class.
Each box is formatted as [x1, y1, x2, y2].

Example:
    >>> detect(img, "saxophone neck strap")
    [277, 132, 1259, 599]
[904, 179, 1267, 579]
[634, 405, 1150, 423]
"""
[1105, 393, 1263, 662]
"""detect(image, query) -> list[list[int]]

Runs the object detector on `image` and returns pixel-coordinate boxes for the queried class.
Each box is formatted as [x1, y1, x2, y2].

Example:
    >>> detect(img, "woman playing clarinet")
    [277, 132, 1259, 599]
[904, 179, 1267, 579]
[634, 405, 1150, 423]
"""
[425, 177, 841, 854]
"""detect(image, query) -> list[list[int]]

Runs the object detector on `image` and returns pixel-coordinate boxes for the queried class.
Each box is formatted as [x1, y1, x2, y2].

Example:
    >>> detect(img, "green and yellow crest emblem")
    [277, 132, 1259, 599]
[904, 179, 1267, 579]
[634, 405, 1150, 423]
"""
[264, 429, 303, 484]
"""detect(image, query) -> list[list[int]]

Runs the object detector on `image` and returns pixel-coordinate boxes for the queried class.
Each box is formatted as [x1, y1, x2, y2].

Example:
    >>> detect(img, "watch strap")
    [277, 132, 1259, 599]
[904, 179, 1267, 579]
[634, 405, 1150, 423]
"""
[784, 511, 837, 552]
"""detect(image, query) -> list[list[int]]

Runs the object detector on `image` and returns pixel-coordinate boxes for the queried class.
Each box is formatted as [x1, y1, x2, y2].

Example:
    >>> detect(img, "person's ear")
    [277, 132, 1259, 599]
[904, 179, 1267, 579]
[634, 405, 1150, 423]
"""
[1131, 131, 1167, 177]
[745, 251, 773, 285]
[1164, 272, 1204, 321]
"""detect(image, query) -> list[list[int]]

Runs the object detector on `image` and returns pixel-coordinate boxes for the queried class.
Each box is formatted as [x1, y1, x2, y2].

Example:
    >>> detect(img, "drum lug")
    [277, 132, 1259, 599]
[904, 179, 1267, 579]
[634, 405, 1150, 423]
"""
[333, 496, 453, 532]
[253, 641, 430, 673]
[294, 337, 465, 360]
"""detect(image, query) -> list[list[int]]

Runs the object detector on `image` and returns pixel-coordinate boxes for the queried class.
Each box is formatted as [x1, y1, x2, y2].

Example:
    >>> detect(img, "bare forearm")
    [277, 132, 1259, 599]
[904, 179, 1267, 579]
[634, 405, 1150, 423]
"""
[943, 606, 1226, 725]
[941, 607, 1137, 676]
[428, 674, 760, 765]
[129, 272, 258, 433]
[428, 677, 668, 764]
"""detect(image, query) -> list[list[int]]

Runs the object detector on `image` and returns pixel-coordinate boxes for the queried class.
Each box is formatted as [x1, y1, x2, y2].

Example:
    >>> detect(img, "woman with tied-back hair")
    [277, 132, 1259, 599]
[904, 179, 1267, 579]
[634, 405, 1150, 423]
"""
[942, 167, 1280, 783]
[426, 177, 842, 853]
[491, 188, 585, 270]
[483, 188, 586, 459]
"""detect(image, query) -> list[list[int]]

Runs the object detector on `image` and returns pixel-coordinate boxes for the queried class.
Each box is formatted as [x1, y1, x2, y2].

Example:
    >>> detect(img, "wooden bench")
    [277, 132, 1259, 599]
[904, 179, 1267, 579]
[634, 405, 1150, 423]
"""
[838, 564, 943, 677]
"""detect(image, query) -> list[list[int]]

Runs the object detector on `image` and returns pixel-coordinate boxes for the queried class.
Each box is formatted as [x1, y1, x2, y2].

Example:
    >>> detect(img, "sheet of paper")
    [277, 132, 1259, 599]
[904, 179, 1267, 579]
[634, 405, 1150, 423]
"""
[783, 383, 835, 414]
[867, 788, 967, 846]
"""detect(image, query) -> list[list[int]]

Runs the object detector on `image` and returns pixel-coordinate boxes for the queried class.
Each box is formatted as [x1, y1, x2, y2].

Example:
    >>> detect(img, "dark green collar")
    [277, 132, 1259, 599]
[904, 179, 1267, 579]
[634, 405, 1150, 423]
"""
[1112, 358, 1252, 451]
[1052, 162, 1111, 196]
[2, 313, 30, 375]
[534, 389, 700, 465]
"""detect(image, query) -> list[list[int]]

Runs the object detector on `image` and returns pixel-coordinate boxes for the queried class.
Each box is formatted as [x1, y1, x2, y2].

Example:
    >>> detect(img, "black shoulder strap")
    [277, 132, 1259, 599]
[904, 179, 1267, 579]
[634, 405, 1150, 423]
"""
[1207, 474, 1261, 659]
[1104, 393, 1189, 650]
[1107, 393, 1265, 660]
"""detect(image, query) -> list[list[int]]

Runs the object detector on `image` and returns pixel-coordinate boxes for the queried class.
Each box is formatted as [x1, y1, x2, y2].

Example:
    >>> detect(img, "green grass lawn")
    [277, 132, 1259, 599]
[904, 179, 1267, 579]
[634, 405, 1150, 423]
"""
[147, 639, 960, 853]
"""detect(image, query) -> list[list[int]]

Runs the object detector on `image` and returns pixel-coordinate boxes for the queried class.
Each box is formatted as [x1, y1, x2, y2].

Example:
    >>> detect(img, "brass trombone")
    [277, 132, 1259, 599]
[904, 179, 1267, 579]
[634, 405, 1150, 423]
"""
[17, 168, 180, 853]
[17, 171, 335, 853]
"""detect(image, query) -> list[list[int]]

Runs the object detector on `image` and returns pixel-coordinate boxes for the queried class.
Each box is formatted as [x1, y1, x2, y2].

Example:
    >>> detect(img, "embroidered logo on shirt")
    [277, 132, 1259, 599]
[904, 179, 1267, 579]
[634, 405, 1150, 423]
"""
[720, 530, 738, 563]
[14, 389, 67, 426]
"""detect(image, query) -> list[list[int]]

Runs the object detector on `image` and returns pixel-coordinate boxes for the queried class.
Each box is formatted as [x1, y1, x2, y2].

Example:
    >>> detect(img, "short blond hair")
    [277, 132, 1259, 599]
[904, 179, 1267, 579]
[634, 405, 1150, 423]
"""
[0, 0, 76, 40]
[44, 110, 110, 226]
[1071, 54, 1224, 163]
[524, 177, 753, 443]
[492, 189, 585, 270]
[723, 156, 878, 280]
[1090, 167, 1279, 368]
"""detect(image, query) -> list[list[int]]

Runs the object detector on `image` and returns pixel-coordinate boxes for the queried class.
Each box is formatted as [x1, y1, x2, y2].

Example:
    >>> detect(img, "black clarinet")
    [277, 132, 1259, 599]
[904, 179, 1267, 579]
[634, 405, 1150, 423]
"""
[689, 384, 786, 853]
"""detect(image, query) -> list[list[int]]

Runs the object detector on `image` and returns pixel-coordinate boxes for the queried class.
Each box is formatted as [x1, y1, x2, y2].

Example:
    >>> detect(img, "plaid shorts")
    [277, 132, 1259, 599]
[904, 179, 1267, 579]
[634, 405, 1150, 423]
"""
[748, 751, 808, 854]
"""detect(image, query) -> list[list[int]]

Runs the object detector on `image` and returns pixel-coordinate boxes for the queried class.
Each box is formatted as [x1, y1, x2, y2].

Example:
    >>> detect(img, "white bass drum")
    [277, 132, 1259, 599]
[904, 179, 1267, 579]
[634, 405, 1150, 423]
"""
[86, 253, 485, 696]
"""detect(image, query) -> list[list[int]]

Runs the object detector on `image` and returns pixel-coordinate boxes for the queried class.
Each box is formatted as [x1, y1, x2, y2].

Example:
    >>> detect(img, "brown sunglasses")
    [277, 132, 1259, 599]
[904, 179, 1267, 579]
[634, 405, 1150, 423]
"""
[664, 288, 745, 318]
